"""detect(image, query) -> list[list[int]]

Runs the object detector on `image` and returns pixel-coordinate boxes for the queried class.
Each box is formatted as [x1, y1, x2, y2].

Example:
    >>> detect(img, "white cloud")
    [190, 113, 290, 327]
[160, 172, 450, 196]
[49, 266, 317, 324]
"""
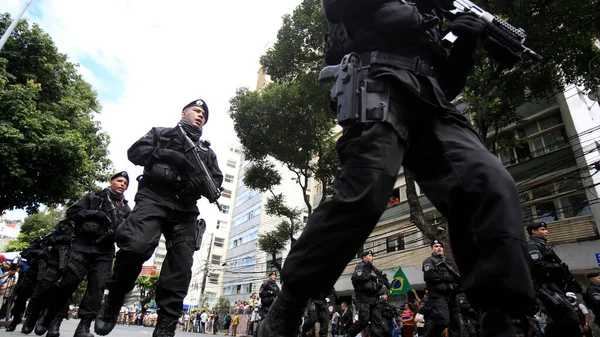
[1, 0, 303, 223]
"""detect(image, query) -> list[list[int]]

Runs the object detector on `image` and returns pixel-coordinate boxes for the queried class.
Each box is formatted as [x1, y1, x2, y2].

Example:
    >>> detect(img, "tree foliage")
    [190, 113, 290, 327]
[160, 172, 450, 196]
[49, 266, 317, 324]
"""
[135, 275, 159, 314]
[0, 14, 111, 215]
[229, 0, 337, 268]
[4, 208, 64, 252]
[462, 0, 600, 149]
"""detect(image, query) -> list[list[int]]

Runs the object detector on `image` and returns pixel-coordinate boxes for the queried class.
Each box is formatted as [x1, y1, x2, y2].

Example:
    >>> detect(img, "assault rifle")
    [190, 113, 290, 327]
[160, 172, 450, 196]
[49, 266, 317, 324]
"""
[442, 0, 542, 62]
[548, 249, 583, 294]
[370, 264, 392, 291]
[437, 259, 463, 291]
[177, 124, 222, 210]
[96, 195, 119, 244]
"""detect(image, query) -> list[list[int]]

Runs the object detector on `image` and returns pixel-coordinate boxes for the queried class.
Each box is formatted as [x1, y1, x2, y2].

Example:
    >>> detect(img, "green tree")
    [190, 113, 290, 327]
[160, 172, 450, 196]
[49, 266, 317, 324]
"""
[4, 208, 64, 251]
[214, 296, 230, 317]
[462, 0, 599, 148]
[135, 275, 159, 314]
[229, 0, 338, 272]
[0, 14, 112, 215]
[71, 277, 88, 307]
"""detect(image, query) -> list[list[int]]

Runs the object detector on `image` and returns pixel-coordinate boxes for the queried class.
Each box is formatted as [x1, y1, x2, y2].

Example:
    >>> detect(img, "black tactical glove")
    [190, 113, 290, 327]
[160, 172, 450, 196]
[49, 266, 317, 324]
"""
[448, 12, 486, 38]
[189, 173, 204, 189]
[153, 148, 193, 171]
[483, 36, 522, 67]
[89, 210, 112, 224]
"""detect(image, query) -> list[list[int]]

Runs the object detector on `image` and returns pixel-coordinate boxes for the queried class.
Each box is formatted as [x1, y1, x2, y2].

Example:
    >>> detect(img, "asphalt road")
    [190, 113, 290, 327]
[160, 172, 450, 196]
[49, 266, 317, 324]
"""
[0, 319, 227, 337]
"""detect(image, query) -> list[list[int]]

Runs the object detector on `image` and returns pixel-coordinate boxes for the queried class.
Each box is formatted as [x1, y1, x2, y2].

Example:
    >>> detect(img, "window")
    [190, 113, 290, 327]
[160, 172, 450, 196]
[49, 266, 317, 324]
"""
[224, 174, 234, 184]
[386, 236, 405, 253]
[498, 112, 568, 165]
[214, 237, 224, 248]
[232, 204, 262, 228]
[222, 189, 232, 199]
[205, 292, 217, 303]
[211, 254, 222, 265]
[242, 283, 252, 293]
[266, 258, 282, 276]
[235, 189, 260, 205]
[520, 175, 592, 223]
[219, 205, 230, 214]
[209, 273, 219, 284]
[227, 159, 237, 168]
[229, 230, 259, 248]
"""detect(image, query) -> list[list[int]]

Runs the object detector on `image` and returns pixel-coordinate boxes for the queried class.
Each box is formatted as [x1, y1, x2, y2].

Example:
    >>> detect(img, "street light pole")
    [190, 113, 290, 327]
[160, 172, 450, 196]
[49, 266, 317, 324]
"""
[0, 0, 34, 52]
[198, 233, 214, 309]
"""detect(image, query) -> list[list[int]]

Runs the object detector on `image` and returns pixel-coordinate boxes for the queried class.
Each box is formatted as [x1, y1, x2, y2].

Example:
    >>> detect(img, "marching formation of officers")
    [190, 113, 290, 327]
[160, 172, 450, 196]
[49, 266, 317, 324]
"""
[254, 231, 600, 337]
[4, 98, 223, 337]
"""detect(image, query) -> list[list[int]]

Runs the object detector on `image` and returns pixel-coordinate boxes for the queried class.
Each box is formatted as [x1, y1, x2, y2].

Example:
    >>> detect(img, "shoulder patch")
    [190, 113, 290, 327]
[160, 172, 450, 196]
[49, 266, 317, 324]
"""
[356, 270, 363, 277]
[424, 264, 432, 272]
[593, 294, 600, 301]
[529, 251, 540, 260]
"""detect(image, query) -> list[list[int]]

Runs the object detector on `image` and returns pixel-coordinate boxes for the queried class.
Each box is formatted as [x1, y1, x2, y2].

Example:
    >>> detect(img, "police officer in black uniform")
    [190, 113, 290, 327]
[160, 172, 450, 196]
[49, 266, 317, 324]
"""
[526, 222, 580, 337]
[583, 271, 600, 329]
[35, 172, 131, 337]
[95, 99, 222, 337]
[370, 292, 398, 337]
[5, 238, 45, 332]
[259, 272, 280, 319]
[422, 240, 460, 337]
[346, 251, 383, 337]
[21, 219, 74, 335]
[457, 292, 480, 337]
[301, 289, 336, 337]
[258, 0, 538, 335]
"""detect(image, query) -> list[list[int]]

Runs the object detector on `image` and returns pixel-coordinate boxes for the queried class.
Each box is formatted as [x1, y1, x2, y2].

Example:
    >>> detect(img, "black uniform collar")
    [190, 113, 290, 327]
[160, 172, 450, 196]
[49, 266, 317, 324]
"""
[431, 252, 444, 260]
[530, 235, 547, 243]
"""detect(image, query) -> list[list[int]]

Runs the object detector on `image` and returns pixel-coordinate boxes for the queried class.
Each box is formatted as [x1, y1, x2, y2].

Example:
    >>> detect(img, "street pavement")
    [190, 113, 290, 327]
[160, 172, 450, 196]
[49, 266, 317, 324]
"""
[0, 319, 229, 337]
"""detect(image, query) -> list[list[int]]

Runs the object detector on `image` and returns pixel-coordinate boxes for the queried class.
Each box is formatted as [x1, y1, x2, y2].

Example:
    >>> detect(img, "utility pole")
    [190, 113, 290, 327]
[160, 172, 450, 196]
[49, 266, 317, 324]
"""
[0, 0, 33, 52]
[198, 233, 214, 309]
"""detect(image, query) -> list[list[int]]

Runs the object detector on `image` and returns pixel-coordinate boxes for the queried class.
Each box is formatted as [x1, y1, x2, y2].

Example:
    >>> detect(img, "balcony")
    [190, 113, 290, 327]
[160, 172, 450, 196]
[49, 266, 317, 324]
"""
[538, 215, 598, 245]
[378, 195, 434, 225]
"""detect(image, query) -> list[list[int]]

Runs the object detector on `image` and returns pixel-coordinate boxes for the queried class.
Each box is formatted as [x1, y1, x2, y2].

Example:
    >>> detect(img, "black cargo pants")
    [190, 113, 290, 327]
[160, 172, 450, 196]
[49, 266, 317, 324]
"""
[105, 194, 196, 318]
[424, 292, 461, 337]
[301, 302, 329, 337]
[279, 66, 535, 317]
[43, 251, 114, 321]
[347, 296, 377, 337]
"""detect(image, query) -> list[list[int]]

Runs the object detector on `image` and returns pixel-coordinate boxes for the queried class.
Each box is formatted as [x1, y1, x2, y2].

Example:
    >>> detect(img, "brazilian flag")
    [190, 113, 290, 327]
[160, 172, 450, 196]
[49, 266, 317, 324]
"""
[390, 266, 412, 295]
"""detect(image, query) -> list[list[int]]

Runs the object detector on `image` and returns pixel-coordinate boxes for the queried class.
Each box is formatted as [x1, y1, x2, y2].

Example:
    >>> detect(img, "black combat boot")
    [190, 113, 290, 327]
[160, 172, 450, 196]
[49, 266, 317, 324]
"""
[94, 294, 124, 336]
[152, 315, 178, 337]
[6, 316, 21, 332]
[46, 317, 64, 337]
[257, 290, 304, 337]
[480, 308, 542, 337]
[73, 316, 94, 337]
[35, 312, 53, 336]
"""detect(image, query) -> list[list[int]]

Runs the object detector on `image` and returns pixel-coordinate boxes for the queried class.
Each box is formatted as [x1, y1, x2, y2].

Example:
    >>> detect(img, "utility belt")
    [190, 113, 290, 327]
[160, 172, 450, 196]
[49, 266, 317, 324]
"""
[360, 50, 436, 77]
[318, 51, 435, 127]
[429, 282, 459, 295]
[139, 174, 189, 201]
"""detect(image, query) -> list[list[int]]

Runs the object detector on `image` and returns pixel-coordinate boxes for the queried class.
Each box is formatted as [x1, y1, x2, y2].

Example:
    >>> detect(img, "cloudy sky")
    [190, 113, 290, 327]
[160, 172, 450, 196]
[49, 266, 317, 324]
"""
[1, 0, 302, 228]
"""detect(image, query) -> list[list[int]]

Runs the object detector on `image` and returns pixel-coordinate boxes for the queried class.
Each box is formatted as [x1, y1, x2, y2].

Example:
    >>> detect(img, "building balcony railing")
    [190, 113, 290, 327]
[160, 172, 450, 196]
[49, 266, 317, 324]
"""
[342, 216, 597, 278]
[536, 214, 598, 245]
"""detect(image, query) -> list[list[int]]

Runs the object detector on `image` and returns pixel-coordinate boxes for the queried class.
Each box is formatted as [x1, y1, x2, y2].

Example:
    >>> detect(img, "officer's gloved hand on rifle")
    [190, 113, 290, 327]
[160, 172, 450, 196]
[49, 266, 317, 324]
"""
[447, 12, 486, 53]
[74, 210, 111, 224]
[153, 148, 194, 171]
